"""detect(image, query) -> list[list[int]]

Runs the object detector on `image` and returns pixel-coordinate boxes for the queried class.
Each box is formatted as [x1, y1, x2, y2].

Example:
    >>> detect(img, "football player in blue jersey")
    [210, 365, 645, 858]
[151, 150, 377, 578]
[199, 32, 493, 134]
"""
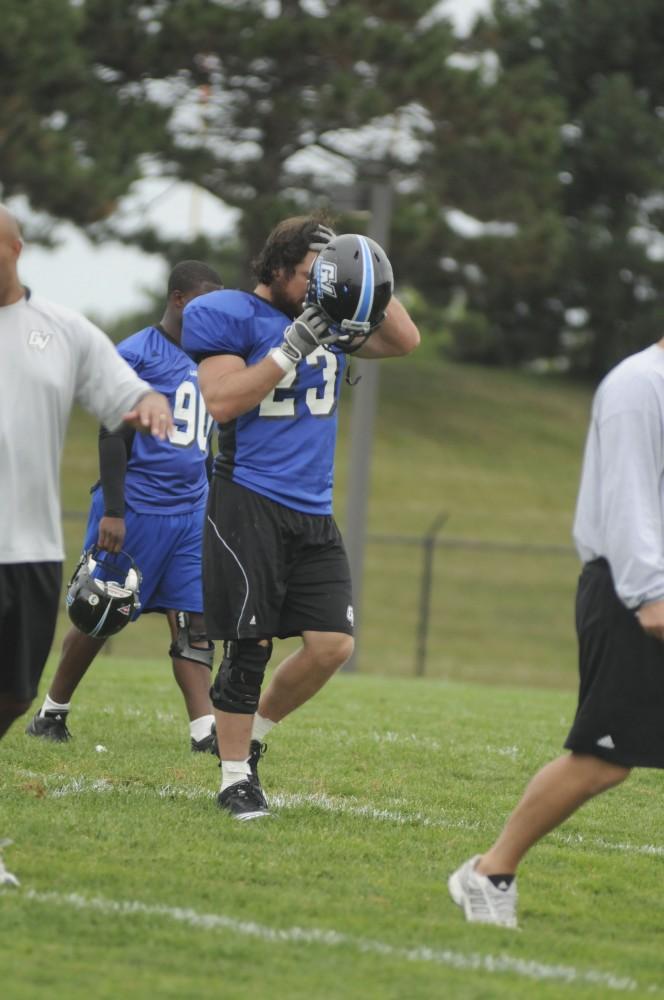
[27, 260, 224, 754]
[182, 216, 420, 819]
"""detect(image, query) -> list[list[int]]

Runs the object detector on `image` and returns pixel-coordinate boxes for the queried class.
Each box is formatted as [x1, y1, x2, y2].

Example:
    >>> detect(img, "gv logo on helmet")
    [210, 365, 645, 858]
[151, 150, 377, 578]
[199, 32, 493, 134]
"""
[317, 260, 338, 299]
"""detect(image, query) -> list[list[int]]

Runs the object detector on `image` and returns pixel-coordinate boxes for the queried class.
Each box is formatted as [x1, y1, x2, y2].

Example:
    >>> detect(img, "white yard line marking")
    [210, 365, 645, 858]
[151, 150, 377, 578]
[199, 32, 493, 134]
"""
[277, 793, 664, 857]
[13, 768, 664, 857]
[18, 888, 641, 992]
[554, 831, 664, 857]
[272, 791, 482, 830]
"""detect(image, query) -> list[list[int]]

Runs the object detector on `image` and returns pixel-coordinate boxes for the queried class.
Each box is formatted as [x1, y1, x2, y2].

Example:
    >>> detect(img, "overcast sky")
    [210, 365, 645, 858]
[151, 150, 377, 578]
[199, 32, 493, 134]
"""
[16, 0, 490, 322]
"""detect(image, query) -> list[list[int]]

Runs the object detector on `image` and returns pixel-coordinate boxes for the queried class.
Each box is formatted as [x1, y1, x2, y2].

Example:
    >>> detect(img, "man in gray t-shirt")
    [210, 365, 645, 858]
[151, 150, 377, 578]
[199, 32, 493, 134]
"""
[0, 204, 173, 884]
[448, 340, 664, 929]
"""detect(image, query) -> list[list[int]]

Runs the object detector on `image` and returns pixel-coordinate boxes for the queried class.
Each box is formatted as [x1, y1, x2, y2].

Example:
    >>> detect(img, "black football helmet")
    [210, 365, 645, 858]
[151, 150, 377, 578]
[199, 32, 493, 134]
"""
[65, 547, 142, 638]
[306, 233, 394, 352]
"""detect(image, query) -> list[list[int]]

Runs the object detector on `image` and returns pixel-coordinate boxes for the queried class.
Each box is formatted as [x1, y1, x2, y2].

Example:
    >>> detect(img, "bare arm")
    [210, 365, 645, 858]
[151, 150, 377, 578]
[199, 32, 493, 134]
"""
[197, 306, 338, 422]
[637, 599, 664, 641]
[198, 353, 286, 423]
[353, 297, 420, 360]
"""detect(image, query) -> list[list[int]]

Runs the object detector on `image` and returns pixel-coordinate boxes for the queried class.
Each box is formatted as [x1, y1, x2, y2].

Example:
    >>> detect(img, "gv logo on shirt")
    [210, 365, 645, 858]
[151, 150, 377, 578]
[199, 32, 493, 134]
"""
[28, 330, 51, 350]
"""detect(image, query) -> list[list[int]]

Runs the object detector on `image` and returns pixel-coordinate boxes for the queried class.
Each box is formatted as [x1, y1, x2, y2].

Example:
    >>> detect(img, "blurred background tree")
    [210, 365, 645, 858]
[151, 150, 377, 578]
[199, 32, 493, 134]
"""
[0, 0, 171, 228]
[473, 0, 664, 376]
[2, 0, 664, 376]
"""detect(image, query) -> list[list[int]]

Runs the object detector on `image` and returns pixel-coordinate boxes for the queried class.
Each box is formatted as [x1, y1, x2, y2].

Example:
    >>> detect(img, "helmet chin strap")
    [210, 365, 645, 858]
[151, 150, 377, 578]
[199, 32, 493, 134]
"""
[339, 317, 371, 334]
[89, 546, 142, 591]
[333, 327, 375, 355]
[345, 364, 362, 387]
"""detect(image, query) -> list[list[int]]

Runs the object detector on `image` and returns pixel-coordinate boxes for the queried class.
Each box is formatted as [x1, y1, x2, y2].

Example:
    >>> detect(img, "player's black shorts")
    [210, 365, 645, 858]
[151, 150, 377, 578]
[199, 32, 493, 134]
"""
[203, 478, 354, 641]
[0, 562, 62, 700]
[565, 557, 664, 768]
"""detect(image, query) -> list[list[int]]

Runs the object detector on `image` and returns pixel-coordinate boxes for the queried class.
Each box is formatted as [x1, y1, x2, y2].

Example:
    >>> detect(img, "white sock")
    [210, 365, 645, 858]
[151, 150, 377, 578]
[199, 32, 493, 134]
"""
[220, 759, 251, 792]
[252, 712, 277, 743]
[41, 695, 71, 717]
[189, 714, 215, 742]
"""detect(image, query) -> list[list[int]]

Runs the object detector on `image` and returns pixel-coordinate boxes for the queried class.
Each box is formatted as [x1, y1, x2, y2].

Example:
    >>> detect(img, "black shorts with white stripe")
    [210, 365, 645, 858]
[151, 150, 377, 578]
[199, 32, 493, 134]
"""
[565, 557, 664, 768]
[203, 477, 354, 642]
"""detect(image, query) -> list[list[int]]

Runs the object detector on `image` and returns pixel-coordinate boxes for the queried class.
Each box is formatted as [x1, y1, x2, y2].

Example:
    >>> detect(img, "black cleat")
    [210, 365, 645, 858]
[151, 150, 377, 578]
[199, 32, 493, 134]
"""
[248, 739, 267, 785]
[191, 722, 219, 756]
[217, 779, 270, 821]
[25, 711, 71, 742]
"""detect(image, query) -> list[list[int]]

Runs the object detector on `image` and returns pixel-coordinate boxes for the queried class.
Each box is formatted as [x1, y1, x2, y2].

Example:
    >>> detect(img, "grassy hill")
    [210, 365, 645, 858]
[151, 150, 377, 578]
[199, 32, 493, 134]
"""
[58, 355, 592, 689]
[4, 664, 662, 998]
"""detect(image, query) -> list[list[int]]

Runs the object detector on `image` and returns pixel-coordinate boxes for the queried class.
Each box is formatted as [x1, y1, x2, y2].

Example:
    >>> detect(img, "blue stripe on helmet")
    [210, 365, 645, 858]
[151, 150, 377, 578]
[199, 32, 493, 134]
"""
[352, 236, 375, 324]
[89, 595, 113, 637]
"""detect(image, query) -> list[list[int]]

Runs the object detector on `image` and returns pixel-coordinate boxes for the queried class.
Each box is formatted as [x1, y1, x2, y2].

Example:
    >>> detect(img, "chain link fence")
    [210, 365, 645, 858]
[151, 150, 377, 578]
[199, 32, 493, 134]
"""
[61, 510, 581, 689]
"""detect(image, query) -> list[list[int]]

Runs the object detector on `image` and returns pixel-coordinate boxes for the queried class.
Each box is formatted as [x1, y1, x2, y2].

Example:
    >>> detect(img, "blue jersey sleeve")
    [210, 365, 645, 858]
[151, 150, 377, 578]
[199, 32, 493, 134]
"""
[116, 336, 143, 375]
[101, 326, 212, 515]
[182, 290, 255, 363]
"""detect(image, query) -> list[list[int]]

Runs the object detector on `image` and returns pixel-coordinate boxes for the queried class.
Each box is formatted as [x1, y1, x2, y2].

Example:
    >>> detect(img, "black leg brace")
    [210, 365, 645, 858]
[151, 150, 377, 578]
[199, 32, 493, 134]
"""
[169, 611, 215, 668]
[210, 639, 273, 714]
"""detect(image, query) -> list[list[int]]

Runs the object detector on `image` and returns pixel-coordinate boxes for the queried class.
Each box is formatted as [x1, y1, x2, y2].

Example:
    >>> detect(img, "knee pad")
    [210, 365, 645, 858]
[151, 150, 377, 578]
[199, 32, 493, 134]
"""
[210, 639, 273, 714]
[169, 611, 215, 668]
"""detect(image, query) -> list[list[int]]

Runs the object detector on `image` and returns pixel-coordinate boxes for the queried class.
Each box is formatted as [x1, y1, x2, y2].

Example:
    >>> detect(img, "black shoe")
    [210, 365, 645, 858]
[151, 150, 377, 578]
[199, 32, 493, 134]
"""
[217, 779, 270, 821]
[248, 739, 267, 785]
[25, 711, 71, 742]
[191, 722, 219, 756]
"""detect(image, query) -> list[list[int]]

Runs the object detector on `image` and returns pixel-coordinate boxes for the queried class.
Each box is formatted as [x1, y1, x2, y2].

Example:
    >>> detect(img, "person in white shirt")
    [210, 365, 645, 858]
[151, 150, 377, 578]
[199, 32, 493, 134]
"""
[448, 340, 664, 929]
[0, 203, 173, 885]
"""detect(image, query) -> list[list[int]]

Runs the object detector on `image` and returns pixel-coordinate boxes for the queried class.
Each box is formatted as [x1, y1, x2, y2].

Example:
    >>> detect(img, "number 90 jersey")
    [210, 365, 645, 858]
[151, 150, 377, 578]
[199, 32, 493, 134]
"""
[182, 290, 346, 515]
[117, 326, 211, 513]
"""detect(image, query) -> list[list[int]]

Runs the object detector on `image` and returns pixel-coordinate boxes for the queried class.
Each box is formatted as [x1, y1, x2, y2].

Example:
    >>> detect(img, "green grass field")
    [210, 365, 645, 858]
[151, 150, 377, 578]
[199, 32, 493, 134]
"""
[3, 662, 663, 999]
[6, 356, 654, 998]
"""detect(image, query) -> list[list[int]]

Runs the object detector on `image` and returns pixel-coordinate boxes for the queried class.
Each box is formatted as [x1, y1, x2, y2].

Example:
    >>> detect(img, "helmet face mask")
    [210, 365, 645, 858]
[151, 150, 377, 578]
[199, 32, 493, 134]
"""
[65, 547, 142, 638]
[306, 233, 394, 352]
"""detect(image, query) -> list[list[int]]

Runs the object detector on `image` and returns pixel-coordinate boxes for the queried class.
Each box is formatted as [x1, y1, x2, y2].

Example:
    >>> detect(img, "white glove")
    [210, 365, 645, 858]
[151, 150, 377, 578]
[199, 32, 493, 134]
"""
[270, 306, 338, 371]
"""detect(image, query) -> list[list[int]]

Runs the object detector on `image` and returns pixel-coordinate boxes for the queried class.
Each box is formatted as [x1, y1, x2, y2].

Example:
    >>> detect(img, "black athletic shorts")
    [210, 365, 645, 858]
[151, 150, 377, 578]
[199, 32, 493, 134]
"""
[565, 557, 664, 768]
[203, 478, 354, 641]
[0, 562, 62, 700]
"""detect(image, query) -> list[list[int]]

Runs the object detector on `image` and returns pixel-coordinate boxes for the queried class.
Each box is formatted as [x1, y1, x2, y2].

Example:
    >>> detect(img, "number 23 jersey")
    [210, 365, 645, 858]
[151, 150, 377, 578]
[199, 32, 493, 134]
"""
[116, 325, 211, 513]
[182, 290, 346, 515]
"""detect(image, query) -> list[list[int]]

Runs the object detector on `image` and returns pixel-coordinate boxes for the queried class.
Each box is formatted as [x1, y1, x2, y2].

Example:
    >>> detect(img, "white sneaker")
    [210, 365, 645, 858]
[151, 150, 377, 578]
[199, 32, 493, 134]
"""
[0, 840, 19, 888]
[448, 855, 517, 928]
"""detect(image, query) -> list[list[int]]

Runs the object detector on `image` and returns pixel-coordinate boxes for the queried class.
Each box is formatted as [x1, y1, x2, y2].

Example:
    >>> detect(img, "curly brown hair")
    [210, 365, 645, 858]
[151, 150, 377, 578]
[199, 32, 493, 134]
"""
[252, 214, 334, 285]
